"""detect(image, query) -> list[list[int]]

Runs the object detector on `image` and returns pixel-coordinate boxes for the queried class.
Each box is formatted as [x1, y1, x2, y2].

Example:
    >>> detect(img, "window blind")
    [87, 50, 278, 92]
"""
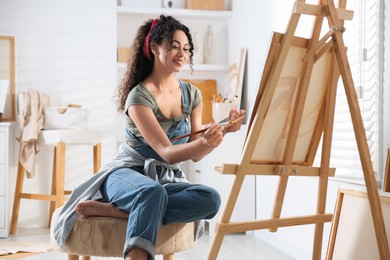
[315, 0, 381, 182]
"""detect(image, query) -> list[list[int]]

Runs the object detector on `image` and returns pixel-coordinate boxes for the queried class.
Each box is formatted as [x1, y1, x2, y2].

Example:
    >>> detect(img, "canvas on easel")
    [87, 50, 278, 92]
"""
[207, 1, 390, 260]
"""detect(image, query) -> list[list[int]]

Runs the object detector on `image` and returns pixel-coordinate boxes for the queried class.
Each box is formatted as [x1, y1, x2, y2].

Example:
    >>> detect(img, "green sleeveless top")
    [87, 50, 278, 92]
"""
[124, 81, 202, 146]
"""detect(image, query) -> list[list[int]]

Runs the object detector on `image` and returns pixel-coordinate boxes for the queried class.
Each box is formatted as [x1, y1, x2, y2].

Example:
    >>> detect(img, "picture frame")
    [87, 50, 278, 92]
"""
[383, 148, 390, 192]
[0, 35, 16, 122]
[227, 47, 247, 110]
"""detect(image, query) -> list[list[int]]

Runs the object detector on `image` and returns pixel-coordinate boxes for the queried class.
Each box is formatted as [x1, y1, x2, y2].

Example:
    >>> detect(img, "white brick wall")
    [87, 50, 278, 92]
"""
[0, 0, 118, 228]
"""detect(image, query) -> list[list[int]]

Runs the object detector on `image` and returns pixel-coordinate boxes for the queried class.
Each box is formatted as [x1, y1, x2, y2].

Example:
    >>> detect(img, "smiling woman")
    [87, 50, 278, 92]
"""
[52, 14, 245, 260]
[0, 36, 15, 122]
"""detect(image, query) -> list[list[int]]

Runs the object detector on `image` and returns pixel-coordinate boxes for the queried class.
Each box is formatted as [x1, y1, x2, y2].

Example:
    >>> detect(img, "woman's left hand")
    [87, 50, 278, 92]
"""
[225, 108, 245, 133]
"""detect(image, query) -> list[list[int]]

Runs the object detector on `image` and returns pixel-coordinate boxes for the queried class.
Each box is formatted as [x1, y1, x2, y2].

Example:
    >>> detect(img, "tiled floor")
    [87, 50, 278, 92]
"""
[1, 228, 297, 260]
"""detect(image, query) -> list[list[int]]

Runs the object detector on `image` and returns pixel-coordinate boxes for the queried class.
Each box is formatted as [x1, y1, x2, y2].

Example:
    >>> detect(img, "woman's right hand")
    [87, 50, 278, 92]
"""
[202, 123, 223, 148]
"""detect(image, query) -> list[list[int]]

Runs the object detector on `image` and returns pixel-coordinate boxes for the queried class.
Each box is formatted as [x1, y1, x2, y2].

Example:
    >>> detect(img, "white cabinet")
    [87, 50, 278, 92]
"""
[185, 125, 256, 229]
[0, 123, 11, 237]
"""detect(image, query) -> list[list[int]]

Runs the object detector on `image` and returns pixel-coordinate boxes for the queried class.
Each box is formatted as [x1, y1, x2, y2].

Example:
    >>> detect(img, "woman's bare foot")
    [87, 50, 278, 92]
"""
[76, 200, 129, 219]
[125, 247, 148, 260]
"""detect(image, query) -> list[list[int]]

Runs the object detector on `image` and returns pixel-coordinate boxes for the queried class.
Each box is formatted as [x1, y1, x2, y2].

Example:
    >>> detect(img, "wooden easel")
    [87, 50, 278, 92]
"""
[207, 1, 390, 259]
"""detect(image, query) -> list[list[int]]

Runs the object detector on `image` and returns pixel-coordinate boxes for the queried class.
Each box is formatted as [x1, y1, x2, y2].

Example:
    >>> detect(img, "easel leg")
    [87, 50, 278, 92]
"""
[208, 229, 225, 260]
[269, 176, 288, 232]
[207, 174, 246, 260]
[313, 55, 339, 259]
[324, 0, 390, 257]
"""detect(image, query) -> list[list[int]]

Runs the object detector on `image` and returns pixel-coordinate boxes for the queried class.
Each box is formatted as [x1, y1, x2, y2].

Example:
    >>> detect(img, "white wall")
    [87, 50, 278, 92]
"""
[1, 0, 390, 258]
[0, 0, 118, 229]
[227, 0, 272, 114]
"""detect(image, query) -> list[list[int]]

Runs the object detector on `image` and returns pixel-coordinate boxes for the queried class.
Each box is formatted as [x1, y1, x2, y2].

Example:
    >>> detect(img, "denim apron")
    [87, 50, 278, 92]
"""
[124, 80, 191, 182]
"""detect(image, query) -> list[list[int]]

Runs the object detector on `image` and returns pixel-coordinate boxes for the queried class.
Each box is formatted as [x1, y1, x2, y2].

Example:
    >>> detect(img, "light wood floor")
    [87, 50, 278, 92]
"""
[0, 228, 297, 260]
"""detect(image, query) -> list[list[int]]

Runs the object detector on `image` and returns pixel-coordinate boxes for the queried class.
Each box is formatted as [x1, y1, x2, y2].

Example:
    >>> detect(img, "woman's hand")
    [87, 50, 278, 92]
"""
[225, 108, 245, 133]
[202, 123, 224, 148]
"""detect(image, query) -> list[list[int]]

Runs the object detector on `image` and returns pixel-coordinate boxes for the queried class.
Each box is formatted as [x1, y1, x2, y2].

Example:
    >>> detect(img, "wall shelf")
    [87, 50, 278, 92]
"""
[116, 4, 232, 85]
[117, 6, 233, 20]
[116, 5, 232, 79]
[117, 63, 230, 73]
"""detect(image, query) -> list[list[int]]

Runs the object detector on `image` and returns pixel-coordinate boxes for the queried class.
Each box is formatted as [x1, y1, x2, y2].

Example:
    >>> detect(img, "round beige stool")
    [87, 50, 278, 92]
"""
[50, 206, 196, 260]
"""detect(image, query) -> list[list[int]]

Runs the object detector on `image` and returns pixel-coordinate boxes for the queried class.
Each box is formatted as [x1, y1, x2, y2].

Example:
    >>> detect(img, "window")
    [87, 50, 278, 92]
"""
[325, 0, 381, 182]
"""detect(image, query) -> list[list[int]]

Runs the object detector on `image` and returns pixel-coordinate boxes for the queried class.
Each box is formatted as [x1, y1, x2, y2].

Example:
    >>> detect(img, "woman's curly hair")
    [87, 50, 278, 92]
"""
[115, 15, 194, 112]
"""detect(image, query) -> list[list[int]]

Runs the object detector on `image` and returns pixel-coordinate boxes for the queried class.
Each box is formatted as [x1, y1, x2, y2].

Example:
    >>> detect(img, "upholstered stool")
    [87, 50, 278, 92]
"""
[50, 206, 197, 260]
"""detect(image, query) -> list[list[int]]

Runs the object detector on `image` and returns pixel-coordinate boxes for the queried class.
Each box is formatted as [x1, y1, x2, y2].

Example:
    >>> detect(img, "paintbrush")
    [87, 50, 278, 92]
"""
[171, 115, 245, 141]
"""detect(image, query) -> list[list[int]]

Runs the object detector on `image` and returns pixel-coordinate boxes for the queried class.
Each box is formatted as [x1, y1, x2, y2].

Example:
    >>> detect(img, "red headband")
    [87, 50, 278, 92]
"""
[143, 19, 158, 60]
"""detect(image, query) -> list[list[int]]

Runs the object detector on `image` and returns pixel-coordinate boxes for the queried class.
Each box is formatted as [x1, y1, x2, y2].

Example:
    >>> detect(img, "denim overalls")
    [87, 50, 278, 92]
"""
[99, 81, 221, 260]
[131, 80, 192, 151]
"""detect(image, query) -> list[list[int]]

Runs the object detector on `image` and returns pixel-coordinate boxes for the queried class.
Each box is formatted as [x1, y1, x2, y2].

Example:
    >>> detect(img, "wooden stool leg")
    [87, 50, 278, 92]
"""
[10, 161, 26, 234]
[81, 256, 91, 260]
[163, 254, 174, 260]
[49, 146, 58, 226]
[49, 142, 66, 227]
[68, 255, 79, 260]
[93, 143, 101, 174]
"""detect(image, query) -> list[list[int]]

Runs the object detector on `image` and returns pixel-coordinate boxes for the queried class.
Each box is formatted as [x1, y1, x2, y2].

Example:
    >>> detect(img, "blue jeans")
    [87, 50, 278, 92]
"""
[99, 167, 221, 259]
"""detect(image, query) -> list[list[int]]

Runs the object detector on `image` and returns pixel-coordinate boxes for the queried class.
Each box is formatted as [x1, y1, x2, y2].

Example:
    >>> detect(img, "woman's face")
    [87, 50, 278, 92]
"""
[156, 30, 190, 72]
